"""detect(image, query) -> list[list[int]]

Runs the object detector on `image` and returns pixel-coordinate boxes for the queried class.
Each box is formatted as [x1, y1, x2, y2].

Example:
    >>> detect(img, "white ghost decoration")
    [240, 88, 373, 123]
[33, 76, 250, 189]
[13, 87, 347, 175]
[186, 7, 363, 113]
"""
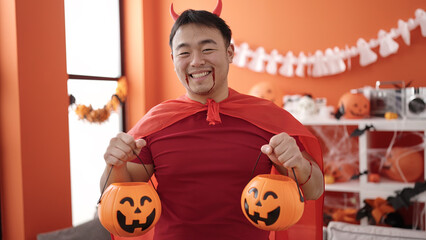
[406, 18, 416, 31]
[305, 54, 314, 76]
[265, 49, 283, 75]
[415, 9, 426, 37]
[311, 50, 329, 77]
[378, 29, 399, 57]
[325, 48, 346, 75]
[398, 20, 410, 46]
[278, 51, 296, 77]
[295, 52, 307, 77]
[357, 38, 377, 66]
[344, 45, 352, 70]
[407, 18, 419, 31]
[247, 47, 267, 72]
[233, 42, 252, 68]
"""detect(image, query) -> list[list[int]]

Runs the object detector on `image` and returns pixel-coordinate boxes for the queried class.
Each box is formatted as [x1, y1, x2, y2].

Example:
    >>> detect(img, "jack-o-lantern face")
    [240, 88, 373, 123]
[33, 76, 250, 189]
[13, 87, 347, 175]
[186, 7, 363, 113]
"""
[116, 195, 156, 233]
[243, 187, 280, 226]
[241, 174, 304, 231]
[98, 182, 161, 237]
[338, 92, 370, 119]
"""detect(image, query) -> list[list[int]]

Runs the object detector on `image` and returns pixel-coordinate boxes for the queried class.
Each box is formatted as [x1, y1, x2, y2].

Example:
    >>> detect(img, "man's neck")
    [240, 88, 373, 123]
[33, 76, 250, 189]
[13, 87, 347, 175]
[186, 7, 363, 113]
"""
[187, 87, 229, 104]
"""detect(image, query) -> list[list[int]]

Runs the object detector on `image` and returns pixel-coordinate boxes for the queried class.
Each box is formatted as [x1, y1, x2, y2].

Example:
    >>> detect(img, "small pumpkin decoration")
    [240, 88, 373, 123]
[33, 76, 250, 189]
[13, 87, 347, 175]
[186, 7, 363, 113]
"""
[241, 174, 304, 231]
[324, 161, 359, 183]
[368, 173, 381, 183]
[248, 81, 283, 107]
[382, 147, 424, 182]
[324, 174, 335, 184]
[98, 182, 161, 237]
[337, 92, 370, 119]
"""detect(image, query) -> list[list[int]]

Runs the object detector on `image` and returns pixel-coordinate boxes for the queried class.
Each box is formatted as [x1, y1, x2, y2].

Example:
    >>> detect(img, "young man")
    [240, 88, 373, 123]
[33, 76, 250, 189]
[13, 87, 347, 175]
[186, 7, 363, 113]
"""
[101, 8, 324, 240]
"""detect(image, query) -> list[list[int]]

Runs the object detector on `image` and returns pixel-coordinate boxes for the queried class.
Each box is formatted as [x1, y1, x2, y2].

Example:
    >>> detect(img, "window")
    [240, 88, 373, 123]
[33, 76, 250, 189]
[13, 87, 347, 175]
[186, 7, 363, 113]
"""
[64, 0, 121, 78]
[64, 0, 123, 226]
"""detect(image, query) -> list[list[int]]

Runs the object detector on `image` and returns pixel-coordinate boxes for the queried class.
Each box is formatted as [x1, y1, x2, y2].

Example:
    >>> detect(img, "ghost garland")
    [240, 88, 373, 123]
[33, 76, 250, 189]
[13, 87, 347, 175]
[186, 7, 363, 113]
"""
[69, 77, 127, 123]
[232, 8, 426, 78]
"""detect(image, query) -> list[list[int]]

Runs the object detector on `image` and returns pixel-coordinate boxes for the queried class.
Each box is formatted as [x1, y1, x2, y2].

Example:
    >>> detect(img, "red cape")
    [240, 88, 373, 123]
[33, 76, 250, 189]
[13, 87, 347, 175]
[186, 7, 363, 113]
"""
[115, 88, 324, 240]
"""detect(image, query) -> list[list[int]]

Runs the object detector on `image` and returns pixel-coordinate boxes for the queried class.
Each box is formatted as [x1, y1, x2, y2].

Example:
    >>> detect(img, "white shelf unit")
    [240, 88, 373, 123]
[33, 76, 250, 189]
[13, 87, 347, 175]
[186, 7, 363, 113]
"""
[302, 118, 426, 228]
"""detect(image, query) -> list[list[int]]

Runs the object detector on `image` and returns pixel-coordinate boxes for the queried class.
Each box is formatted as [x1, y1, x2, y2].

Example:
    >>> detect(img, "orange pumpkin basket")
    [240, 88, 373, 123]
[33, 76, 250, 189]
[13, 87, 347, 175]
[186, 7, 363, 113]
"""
[241, 174, 304, 231]
[98, 182, 161, 237]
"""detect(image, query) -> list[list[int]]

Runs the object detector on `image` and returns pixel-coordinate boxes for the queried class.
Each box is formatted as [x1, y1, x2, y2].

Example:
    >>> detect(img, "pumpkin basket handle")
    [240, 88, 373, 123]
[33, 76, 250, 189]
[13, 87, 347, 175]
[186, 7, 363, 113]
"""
[98, 149, 157, 204]
[251, 151, 304, 203]
[291, 168, 305, 203]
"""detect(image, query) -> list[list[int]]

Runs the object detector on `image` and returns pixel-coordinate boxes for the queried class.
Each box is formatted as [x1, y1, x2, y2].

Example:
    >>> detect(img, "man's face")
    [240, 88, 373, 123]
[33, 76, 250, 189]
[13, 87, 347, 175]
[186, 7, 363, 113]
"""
[171, 23, 234, 102]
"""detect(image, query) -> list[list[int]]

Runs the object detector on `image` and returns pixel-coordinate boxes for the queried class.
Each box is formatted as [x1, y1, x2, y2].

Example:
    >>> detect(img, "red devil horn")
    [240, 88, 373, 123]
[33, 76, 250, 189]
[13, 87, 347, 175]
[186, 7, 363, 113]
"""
[170, 0, 222, 22]
[170, 3, 180, 21]
[212, 0, 222, 16]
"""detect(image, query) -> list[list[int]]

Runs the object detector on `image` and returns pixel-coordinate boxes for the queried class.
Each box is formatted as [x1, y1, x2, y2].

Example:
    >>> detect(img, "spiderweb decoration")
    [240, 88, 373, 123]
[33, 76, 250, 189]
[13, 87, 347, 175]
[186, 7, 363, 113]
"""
[368, 130, 425, 183]
[307, 125, 360, 183]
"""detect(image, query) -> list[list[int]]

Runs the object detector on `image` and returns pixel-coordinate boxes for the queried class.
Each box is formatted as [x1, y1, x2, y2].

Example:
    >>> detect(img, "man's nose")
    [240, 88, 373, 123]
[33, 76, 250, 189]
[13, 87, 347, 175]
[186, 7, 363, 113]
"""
[190, 52, 205, 67]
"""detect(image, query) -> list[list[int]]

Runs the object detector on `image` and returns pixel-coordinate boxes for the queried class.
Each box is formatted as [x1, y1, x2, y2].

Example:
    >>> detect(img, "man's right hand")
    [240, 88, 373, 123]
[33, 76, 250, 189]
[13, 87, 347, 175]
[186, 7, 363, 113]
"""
[104, 132, 147, 167]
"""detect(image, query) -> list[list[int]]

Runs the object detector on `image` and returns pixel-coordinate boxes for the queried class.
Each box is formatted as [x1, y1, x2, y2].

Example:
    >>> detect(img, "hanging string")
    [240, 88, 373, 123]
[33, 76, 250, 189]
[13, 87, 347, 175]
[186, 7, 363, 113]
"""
[97, 148, 157, 204]
[250, 151, 263, 179]
[132, 149, 157, 190]
[291, 168, 305, 203]
[98, 165, 114, 204]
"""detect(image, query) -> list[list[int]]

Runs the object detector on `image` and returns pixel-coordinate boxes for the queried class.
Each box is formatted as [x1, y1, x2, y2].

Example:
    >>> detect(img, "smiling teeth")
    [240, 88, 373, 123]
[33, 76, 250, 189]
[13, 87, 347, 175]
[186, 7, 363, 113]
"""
[191, 72, 209, 78]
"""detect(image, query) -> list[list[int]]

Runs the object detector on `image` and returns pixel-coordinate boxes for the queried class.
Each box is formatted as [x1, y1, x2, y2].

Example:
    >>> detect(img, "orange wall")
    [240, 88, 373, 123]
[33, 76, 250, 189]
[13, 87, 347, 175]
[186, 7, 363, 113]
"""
[127, 0, 426, 128]
[122, 0, 147, 128]
[0, 0, 24, 239]
[0, 0, 72, 239]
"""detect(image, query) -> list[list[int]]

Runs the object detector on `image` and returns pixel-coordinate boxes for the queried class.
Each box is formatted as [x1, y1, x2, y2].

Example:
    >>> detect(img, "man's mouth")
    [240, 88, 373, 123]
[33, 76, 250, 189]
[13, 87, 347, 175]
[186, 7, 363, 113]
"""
[185, 68, 216, 94]
[189, 71, 211, 79]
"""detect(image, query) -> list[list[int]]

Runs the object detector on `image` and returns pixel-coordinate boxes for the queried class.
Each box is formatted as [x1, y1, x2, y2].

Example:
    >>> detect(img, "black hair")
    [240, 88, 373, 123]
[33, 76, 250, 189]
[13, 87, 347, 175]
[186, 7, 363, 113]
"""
[169, 9, 232, 49]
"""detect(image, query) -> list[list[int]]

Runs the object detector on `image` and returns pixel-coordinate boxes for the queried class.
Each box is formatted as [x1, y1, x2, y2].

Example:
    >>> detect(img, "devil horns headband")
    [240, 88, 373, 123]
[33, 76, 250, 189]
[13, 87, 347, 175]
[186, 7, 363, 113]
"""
[170, 0, 223, 21]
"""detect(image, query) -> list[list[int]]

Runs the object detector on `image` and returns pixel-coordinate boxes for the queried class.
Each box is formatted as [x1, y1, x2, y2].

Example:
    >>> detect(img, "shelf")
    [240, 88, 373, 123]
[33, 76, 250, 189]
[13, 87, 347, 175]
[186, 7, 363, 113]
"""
[325, 180, 360, 192]
[314, 117, 426, 230]
[301, 118, 426, 130]
[301, 118, 363, 126]
[360, 189, 426, 202]
[365, 178, 423, 191]
[325, 180, 422, 194]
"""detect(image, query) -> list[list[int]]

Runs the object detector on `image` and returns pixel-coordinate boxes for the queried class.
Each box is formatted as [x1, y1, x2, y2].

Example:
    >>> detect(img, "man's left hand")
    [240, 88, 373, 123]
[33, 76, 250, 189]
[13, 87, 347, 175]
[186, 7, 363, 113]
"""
[261, 132, 305, 169]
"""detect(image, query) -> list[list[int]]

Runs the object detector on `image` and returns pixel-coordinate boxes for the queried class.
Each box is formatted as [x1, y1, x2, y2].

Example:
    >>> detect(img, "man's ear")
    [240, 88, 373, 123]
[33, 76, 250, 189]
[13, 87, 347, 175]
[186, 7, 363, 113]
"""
[170, 52, 174, 61]
[227, 44, 235, 63]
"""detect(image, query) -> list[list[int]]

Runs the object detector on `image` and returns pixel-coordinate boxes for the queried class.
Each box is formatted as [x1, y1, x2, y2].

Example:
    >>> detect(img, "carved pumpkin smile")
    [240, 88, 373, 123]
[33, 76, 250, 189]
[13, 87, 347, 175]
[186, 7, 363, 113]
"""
[349, 109, 367, 117]
[117, 207, 156, 233]
[244, 199, 280, 226]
